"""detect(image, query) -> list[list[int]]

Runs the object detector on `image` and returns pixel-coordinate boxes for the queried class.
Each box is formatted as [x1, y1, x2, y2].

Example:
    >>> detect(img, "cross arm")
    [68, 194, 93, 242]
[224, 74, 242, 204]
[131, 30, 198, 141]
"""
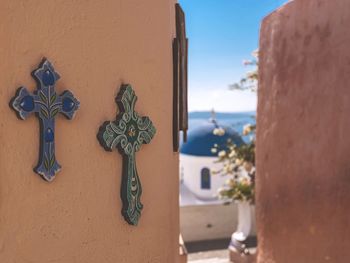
[11, 87, 36, 120]
[98, 120, 127, 151]
[59, 90, 80, 119]
[136, 116, 156, 150]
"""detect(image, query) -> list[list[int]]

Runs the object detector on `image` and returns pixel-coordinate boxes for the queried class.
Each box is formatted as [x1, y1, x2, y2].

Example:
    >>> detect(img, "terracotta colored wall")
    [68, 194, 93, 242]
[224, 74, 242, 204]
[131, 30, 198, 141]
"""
[0, 1, 178, 262]
[257, 1, 350, 262]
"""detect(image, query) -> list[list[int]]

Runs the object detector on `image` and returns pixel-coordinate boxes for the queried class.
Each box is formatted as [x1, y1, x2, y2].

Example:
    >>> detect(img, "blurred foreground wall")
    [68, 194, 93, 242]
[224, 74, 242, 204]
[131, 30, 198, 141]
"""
[257, 1, 350, 262]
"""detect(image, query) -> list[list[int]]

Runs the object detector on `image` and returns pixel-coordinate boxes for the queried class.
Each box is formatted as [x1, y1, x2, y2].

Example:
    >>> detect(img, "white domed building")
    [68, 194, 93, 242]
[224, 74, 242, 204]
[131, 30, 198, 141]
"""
[180, 118, 244, 204]
[180, 118, 246, 242]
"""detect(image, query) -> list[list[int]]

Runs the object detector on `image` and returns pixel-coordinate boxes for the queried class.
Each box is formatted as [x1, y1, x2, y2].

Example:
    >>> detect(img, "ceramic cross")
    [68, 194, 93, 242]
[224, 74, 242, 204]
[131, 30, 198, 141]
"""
[11, 59, 80, 182]
[98, 84, 156, 226]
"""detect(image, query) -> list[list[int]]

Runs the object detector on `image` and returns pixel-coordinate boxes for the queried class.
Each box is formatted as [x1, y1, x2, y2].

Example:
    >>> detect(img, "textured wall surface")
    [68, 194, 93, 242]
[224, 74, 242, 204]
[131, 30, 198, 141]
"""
[257, 1, 350, 262]
[0, 0, 178, 262]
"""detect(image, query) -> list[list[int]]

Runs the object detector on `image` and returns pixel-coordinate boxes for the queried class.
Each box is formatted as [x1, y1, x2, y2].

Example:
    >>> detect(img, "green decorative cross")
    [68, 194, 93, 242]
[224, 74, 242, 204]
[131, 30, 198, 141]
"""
[98, 84, 156, 225]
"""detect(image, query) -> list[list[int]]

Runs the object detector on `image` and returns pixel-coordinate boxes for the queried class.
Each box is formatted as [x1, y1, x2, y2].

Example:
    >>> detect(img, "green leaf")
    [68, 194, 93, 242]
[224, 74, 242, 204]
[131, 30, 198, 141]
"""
[50, 155, 55, 169]
[44, 156, 49, 171]
[40, 108, 49, 119]
[50, 93, 57, 104]
[39, 91, 47, 104]
[51, 107, 59, 118]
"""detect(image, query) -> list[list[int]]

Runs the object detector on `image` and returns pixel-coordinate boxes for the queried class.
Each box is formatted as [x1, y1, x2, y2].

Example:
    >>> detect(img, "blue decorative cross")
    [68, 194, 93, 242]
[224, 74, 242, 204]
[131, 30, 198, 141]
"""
[11, 59, 80, 182]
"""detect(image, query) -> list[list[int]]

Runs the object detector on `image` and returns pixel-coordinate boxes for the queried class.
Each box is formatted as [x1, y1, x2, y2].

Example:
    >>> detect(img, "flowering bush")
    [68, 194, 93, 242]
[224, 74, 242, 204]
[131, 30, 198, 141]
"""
[213, 50, 258, 204]
[212, 124, 256, 203]
[229, 49, 258, 92]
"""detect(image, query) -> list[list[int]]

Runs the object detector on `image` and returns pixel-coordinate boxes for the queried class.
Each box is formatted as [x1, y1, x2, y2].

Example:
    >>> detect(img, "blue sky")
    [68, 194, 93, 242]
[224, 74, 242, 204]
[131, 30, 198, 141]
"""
[179, 0, 289, 112]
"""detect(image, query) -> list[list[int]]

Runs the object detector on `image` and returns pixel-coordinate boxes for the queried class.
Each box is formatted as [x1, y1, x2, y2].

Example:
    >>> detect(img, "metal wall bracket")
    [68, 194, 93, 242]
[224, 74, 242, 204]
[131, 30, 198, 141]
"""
[173, 3, 188, 152]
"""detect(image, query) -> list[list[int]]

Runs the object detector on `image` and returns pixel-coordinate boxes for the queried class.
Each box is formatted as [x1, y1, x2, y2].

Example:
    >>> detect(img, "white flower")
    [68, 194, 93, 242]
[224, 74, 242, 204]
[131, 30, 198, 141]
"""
[246, 71, 256, 78]
[223, 163, 235, 174]
[211, 148, 217, 154]
[213, 128, 225, 136]
[235, 159, 243, 165]
[228, 150, 236, 158]
[223, 165, 230, 174]
[243, 124, 252, 136]
[243, 162, 254, 173]
[242, 59, 252, 66]
[218, 150, 226, 158]
[228, 163, 235, 171]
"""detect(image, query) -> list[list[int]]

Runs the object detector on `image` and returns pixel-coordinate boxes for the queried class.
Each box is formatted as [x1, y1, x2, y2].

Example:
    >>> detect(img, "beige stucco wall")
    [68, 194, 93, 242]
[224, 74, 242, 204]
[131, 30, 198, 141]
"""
[257, 0, 350, 262]
[0, 0, 179, 262]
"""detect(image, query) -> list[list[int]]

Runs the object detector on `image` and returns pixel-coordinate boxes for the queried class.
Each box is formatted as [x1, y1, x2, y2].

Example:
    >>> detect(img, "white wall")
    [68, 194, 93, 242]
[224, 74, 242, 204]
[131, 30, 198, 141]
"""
[180, 154, 228, 200]
[180, 204, 238, 242]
